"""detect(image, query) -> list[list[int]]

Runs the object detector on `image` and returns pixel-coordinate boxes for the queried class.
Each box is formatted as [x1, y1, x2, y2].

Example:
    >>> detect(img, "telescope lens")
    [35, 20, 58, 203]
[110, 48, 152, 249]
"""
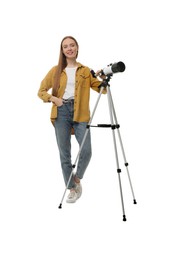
[112, 62, 125, 73]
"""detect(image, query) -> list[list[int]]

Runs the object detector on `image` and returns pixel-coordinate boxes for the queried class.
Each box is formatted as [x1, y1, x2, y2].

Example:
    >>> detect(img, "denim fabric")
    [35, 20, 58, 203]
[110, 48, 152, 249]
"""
[54, 100, 92, 189]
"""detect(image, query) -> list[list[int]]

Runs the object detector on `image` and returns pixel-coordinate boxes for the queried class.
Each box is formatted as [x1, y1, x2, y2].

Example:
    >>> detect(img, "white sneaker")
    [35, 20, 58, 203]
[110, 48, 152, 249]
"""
[75, 182, 82, 199]
[66, 189, 78, 203]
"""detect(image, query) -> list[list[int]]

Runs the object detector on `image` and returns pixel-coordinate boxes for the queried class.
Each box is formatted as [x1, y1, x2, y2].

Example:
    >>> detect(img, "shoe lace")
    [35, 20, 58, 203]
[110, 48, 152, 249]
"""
[68, 190, 76, 198]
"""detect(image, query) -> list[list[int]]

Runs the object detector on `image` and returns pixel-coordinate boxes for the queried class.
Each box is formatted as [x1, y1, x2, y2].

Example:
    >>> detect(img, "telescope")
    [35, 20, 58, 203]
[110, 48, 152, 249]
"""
[101, 61, 125, 76]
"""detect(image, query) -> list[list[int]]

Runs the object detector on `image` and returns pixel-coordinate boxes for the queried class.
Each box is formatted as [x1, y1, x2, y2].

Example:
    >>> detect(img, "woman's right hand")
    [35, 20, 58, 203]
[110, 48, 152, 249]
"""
[50, 96, 63, 107]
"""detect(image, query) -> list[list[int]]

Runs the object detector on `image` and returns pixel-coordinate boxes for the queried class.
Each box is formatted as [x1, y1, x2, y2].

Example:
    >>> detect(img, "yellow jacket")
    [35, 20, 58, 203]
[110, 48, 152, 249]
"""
[38, 62, 106, 125]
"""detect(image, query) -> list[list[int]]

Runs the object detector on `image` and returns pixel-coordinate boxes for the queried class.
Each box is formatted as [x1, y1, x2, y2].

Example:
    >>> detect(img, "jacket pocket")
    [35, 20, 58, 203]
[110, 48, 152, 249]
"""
[79, 74, 90, 87]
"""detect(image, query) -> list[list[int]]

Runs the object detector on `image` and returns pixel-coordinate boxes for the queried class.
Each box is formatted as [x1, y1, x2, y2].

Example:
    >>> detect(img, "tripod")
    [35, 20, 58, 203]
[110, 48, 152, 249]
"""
[58, 75, 137, 221]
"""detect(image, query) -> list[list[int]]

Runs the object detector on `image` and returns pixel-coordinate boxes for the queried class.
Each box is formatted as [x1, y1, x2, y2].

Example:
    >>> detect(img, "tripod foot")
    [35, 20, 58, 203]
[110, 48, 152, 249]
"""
[58, 203, 62, 209]
[123, 215, 127, 221]
[133, 199, 137, 204]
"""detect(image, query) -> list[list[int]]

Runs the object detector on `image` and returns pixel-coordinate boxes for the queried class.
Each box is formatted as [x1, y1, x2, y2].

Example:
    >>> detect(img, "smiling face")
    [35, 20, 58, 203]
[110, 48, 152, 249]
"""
[62, 37, 78, 60]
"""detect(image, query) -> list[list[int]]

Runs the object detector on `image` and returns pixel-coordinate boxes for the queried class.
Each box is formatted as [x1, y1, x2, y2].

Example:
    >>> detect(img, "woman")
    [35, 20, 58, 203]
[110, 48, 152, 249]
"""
[38, 36, 106, 203]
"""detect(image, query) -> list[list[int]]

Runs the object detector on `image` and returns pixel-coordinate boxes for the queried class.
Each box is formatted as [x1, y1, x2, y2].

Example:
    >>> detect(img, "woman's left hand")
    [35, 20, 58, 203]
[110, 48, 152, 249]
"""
[95, 70, 106, 80]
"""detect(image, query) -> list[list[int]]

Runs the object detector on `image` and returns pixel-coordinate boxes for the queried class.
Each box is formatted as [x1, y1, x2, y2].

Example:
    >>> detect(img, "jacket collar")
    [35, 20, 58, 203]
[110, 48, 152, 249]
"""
[62, 62, 85, 73]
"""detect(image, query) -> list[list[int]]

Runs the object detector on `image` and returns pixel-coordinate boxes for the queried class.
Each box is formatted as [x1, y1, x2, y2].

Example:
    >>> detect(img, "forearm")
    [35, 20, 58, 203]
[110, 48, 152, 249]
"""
[38, 80, 52, 102]
[38, 66, 57, 102]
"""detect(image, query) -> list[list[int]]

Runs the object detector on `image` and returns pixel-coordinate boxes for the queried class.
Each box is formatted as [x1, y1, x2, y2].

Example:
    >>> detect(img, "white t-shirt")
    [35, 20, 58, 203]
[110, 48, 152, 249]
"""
[63, 67, 77, 100]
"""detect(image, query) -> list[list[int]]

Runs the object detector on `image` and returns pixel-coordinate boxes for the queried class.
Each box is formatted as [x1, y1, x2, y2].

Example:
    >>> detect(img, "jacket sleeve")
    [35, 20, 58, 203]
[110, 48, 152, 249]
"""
[89, 69, 107, 94]
[37, 66, 57, 102]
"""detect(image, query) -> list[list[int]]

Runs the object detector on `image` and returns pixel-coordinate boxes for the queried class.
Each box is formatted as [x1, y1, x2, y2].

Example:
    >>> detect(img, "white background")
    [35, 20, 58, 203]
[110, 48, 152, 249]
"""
[0, 0, 175, 259]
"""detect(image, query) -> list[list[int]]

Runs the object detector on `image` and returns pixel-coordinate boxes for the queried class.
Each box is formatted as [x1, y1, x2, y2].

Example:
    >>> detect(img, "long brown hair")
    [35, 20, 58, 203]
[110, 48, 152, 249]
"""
[52, 36, 79, 96]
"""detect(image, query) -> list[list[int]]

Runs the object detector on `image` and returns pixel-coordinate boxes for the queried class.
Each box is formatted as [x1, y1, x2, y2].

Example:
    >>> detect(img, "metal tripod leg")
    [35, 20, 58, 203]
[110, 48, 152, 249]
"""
[58, 81, 136, 221]
[106, 86, 127, 221]
[108, 87, 137, 204]
[58, 87, 105, 208]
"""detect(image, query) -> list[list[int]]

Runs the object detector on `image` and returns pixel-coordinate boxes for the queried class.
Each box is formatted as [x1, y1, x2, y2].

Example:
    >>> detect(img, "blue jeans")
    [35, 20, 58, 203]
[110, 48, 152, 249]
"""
[54, 100, 92, 189]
